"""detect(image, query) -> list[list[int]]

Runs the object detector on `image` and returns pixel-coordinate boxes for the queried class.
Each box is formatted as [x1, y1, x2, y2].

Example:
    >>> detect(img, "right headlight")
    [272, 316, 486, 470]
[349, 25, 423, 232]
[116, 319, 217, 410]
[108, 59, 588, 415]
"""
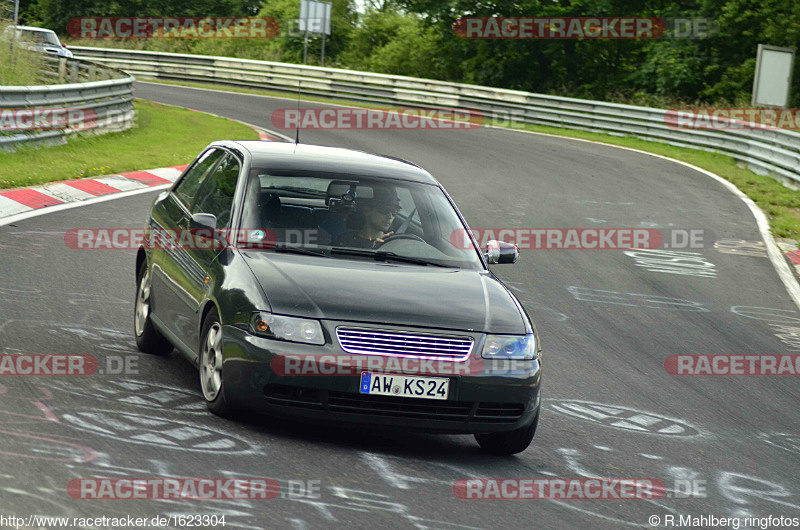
[249, 312, 325, 345]
[481, 334, 537, 360]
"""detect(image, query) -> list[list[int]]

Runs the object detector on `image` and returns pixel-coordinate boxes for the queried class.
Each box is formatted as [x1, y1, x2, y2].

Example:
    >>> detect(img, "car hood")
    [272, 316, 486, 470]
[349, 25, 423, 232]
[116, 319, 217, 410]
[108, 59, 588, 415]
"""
[241, 252, 528, 334]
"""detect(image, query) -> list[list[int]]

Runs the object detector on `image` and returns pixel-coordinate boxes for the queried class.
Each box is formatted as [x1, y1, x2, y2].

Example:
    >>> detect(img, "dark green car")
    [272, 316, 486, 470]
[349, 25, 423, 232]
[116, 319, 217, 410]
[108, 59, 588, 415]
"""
[134, 141, 542, 455]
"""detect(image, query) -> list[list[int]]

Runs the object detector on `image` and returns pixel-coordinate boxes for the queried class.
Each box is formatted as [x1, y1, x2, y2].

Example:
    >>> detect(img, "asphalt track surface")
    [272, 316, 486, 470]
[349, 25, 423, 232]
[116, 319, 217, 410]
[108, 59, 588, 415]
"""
[1, 81, 799, 529]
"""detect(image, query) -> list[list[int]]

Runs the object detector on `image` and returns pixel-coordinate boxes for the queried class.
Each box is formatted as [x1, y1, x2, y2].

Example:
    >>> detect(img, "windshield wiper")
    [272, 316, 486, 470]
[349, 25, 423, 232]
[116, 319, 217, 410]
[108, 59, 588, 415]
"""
[329, 247, 451, 268]
[272, 244, 328, 257]
[379, 252, 453, 268]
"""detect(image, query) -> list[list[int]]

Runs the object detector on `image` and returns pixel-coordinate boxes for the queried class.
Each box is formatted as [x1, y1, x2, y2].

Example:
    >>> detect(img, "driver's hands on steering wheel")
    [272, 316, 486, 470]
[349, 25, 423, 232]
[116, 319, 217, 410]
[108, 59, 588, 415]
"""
[371, 232, 395, 248]
[372, 232, 427, 248]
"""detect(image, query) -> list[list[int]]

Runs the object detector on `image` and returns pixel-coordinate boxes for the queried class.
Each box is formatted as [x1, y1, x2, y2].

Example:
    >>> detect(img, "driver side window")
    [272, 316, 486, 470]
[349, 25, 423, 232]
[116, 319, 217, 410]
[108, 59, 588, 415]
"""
[192, 154, 241, 228]
[173, 149, 225, 210]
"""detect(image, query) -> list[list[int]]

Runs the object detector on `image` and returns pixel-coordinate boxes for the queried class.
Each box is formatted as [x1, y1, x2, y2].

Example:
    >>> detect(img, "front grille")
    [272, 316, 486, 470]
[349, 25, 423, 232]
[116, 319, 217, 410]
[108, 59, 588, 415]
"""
[263, 385, 524, 424]
[336, 327, 473, 361]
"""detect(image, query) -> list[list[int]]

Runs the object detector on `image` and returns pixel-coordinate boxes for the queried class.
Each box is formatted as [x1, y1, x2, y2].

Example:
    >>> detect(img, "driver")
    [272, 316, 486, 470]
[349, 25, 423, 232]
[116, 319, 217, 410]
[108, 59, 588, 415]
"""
[332, 185, 400, 249]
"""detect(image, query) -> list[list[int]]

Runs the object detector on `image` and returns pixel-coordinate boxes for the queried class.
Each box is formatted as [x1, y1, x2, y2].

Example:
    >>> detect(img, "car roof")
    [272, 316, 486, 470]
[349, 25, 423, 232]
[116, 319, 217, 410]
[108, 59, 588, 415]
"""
[220, 141, 439, 186]
[12, 26, 57, 34]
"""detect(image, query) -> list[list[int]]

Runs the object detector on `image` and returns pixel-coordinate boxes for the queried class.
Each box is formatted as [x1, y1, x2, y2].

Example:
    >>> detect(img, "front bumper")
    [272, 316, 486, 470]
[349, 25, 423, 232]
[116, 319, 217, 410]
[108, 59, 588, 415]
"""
[221, 324, 542, 434]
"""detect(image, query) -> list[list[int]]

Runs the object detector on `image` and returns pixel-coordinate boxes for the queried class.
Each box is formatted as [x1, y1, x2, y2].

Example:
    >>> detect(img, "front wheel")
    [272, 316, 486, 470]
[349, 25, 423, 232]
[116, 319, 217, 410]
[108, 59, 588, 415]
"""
[134, 260, 173, 355]
[475, 410, 539, 455]
[199, 308, 231, 417]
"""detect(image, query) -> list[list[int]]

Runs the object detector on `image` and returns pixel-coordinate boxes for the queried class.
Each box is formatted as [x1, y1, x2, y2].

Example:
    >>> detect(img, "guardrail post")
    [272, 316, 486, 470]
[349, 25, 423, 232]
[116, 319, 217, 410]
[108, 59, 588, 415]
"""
[58, 58, 67, 83]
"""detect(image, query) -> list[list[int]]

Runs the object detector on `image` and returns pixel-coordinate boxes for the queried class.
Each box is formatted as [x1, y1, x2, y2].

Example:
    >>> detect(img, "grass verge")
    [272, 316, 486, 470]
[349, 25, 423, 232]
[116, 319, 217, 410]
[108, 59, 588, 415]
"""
[140, 77, 800, 240]
[0, 99, 259, 189]
[1, 21, 45, 85]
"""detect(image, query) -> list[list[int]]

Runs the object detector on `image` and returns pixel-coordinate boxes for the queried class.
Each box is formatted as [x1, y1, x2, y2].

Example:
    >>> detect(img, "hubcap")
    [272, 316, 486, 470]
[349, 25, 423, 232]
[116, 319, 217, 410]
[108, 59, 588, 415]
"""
[134, 270, 151, 337]
[201, 323, 223, 401]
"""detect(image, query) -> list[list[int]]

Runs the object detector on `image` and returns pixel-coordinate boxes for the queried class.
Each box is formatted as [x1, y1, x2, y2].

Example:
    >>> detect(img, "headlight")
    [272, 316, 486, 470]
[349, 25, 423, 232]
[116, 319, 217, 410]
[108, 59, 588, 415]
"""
[481, 334, 537, 360]
[249, 312, 325, 345]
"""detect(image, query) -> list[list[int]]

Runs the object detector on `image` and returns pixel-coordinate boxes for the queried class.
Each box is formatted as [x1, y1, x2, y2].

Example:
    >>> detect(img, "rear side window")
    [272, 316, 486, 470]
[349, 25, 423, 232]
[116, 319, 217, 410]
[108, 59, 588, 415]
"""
[173, 149, 225, 209]
[192, 154, 241, 228]
[23, 30, 60, 45]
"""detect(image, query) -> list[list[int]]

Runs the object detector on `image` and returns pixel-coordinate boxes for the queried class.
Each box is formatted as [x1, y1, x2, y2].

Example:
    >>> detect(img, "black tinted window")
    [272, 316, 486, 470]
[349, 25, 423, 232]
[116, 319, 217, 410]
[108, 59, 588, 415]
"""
[193, 154, 241, 228]
[173, 149, 224, 209]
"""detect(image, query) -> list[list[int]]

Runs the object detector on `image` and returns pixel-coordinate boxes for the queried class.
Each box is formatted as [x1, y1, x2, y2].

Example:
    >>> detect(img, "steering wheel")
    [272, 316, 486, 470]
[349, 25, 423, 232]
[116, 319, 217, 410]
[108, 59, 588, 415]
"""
[377, 234, 425, 246]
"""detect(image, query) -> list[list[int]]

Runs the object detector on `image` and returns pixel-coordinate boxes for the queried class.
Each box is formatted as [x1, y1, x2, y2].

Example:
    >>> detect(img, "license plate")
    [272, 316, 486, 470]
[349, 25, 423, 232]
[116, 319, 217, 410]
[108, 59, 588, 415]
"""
[359, 372, 449, 400]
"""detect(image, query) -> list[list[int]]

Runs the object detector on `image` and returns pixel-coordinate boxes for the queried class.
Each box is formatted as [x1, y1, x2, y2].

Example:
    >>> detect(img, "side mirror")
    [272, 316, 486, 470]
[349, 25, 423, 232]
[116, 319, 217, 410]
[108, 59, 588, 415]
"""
[191, 213, 216, 230]
[190, 213, 227, 247]
[485, 240, 519, 264]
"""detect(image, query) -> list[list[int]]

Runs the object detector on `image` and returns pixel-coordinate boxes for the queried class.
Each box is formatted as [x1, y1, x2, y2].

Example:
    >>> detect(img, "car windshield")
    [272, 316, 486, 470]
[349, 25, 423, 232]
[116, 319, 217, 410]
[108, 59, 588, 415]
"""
[238, 170, 484, 270]
[20, 29, 60, 45]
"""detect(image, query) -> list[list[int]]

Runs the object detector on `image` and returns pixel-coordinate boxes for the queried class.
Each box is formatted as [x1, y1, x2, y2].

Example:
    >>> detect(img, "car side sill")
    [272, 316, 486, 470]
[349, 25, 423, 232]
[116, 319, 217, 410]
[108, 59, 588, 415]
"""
[151, 313, 199, 366]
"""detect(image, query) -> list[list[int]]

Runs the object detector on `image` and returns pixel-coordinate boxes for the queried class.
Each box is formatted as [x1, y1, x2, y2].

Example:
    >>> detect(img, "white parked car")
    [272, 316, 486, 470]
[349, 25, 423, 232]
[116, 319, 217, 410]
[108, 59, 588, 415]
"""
[4, 25, 73, 58]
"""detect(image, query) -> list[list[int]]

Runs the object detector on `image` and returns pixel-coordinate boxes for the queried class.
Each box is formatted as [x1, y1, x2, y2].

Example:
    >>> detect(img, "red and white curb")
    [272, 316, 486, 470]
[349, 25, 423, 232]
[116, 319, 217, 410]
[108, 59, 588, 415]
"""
[0, 165, 189, 221]
[778, 240, 800, 277]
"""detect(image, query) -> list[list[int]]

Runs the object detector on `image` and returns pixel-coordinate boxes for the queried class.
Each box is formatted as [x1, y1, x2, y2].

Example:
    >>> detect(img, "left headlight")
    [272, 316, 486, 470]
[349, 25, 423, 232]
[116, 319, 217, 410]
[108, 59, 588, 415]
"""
[249, 312, 325, 345]
[481, 334, 537, 360]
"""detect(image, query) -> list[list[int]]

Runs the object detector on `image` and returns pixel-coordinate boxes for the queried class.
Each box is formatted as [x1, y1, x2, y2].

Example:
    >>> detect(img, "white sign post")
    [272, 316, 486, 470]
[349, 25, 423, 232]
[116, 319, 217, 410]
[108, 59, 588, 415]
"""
[752, 44, 795, 108]
[9, 0, 19, 55]
[300, 0, 332, 65]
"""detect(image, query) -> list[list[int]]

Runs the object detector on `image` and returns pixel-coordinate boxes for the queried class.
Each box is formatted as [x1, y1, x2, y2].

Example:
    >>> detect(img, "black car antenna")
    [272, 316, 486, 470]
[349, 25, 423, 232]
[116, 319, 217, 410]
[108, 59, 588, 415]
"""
[295, 80, 301, 145]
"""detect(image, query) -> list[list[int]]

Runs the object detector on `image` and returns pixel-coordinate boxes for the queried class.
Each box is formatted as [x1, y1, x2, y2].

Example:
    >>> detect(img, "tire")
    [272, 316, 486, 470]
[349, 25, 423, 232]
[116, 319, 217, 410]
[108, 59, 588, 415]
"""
[199, 308, 232, 417]
[134, 260, 173, 355]
[475, 410, 539, 455]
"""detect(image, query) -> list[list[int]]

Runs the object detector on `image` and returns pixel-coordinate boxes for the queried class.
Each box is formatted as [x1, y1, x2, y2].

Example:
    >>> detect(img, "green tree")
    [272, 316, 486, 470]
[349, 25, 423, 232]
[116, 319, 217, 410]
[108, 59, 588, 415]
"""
[340, 8, 444, 77]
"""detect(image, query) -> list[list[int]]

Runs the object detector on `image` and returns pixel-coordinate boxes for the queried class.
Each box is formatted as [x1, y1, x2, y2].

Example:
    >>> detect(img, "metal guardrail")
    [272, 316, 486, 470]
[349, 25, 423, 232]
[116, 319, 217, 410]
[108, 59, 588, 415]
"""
[71, 46, 800, 185]
[0, 56, 136, 151]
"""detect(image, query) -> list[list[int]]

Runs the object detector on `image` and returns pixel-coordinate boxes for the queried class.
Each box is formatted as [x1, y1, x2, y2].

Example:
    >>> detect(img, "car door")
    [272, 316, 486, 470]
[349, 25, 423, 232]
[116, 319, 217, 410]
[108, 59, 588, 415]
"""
[162, 151, 243, 354]
[150, 148, 226, 348]
[181, 152, 243, 352]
